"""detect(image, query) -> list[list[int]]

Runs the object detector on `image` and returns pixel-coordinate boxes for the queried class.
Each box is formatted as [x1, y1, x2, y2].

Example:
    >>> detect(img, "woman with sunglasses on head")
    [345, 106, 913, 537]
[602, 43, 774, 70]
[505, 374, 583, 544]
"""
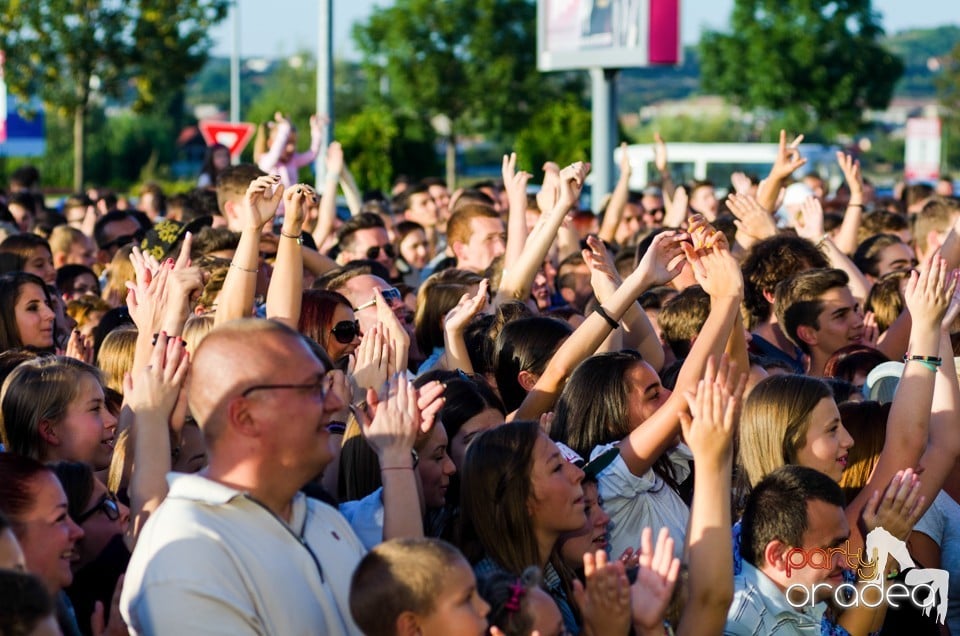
[298, 289, 362, 366]
[52, 461, 131, 636]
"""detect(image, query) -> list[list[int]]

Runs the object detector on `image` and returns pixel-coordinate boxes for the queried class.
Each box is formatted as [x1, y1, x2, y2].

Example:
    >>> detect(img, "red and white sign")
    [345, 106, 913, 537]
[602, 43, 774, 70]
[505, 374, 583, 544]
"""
[904, 117, 942, 182]
[198, 120, 255, 159]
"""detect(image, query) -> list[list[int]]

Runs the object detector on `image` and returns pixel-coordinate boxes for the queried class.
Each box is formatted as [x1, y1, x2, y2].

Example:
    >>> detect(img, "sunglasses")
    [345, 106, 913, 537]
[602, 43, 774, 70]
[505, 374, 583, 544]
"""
[364, 244, 396, 260]
[354, 286, 403, 312]
[331, 320, 361, 344]
[76, 492, 121, 524]
[102, 230, 145, 251]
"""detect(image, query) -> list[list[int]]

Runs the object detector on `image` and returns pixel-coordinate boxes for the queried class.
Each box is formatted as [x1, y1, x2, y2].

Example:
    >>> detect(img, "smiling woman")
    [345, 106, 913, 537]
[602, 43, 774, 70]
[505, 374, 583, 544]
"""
[0, 272, 57, 353]
[0, 357, 117, 471]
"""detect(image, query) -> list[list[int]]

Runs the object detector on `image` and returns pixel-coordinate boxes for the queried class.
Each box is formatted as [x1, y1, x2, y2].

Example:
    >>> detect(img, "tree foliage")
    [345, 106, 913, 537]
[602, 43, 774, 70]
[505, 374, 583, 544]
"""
[1, 0, 229, 189]
[353, 0, 550, 140]
[699, 0, 904, 133]
[937, 40, 960, 171]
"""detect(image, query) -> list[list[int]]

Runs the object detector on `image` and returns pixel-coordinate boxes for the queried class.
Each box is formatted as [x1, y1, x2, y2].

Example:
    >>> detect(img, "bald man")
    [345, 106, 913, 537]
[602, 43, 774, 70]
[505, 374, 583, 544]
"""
[121, 319, 366, 635]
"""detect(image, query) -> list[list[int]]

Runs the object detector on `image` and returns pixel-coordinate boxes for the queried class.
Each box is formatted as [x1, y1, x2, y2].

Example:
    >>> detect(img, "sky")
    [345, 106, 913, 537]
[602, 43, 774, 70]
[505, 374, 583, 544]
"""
[209, 0, 960, 61]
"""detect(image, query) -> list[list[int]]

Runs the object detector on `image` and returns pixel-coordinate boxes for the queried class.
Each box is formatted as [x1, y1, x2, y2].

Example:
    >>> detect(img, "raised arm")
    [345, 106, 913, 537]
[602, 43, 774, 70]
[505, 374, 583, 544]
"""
[832, 152, 865, 256]
[676, 355, 744, 636]
[310, 142, 343, 246]
[618, 240, 742, 477]
[266, 184, 313, 328]
[496, 162, 589, 305]
[291, 113, 325, 168]
[441, 279, 489, 373]
[512, 231, 687, 422]
[795, 196, 870, 302]
[598, 143, 632, 244]
[756, 130, 806, 213]
[257, 112, 292, 171]
[215, 175, 283, 326]
[582, 235, 665, 371]
[846, 254, 955, 549]
[501, 152, 532, 274]
[124, 333, 190, 543]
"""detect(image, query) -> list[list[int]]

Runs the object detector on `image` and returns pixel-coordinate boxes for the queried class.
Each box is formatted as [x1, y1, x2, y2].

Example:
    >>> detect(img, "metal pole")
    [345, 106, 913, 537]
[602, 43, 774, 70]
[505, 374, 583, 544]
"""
[590, 67, 618, 212]
[316, 0, 333, 186]
[230, 1, 240, 124]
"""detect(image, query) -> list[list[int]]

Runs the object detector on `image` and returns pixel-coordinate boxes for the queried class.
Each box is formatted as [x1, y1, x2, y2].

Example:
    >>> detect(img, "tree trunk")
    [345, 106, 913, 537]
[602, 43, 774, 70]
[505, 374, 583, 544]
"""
[73, 104, 85, 192]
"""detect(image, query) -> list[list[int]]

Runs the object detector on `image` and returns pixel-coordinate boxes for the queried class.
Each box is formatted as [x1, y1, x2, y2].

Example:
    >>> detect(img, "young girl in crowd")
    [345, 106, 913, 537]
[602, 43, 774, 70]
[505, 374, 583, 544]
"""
[479, 567, 565, 636]
[197, 143, 230, 189]
[1, 356, 117, 471]
[0, 272, 57, 352]
[255, 111, 325, 188]
[0, 233, 57, 285]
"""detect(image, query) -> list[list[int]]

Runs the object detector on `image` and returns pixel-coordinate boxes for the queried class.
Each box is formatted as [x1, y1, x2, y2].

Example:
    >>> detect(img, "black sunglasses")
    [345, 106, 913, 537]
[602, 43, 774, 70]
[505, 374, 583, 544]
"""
[365, 244, 395, 260]
[330, 320, 361, 344]
[76, 492, 120, 524]
[103, 230, 145, 251]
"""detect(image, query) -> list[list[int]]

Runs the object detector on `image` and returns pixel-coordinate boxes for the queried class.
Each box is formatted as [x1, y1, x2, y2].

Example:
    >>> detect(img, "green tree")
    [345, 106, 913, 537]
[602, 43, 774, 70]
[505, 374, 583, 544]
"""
[699, 0, 903, 134]
[2, 0, 228, 190]
[937, 41, 960, 172]
[514, 99, 592, 177]
[353, 0, 550, 186]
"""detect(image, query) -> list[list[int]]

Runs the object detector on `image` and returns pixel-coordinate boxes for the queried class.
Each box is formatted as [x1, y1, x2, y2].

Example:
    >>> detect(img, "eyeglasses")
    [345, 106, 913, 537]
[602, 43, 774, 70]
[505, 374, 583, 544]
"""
[76, 492, 120, 524]
[353, 286, 403, 312]
[364, 244, 396, 260]
[241, 373, 335, 401]
[330, 320, 361, 344]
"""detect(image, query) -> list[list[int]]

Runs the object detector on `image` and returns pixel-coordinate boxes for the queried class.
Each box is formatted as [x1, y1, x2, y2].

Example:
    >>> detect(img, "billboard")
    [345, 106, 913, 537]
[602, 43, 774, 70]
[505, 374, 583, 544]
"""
[904, 117, 941, 183]
[537, 0, 681, 71]
[0, 97, 45, 157]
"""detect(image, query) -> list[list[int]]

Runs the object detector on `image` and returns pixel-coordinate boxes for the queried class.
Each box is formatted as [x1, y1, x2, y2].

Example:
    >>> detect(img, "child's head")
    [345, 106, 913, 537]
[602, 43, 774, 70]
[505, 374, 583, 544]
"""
[478, 567, 563, 636]
[349, 538, 490, 636]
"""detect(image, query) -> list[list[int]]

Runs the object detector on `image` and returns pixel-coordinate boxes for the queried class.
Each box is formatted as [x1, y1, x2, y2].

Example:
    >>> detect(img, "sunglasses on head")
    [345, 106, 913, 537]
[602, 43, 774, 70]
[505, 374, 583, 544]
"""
[354, 286, 403, 312]
[364, 244, 396, 260]
[330, 320, 361, 344]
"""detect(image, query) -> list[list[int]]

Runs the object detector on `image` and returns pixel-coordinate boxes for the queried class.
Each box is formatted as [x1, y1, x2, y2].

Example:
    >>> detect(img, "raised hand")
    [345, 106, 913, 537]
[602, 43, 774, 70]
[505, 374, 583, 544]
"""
[574, 549, 632, 636]
[861, 311, 880, 348]
[941, 275, 960, 328]
[537, 161, 561, 213]
[374, 287, 410, 375]
[62, 329, 94, 364]
[836, 152, 863, 199]
[362, 374, 421, 467]
[728, 193, 777, 243]
[678, 354, 745, 467]
[443, 279, 488, 335]
[769, 129, 807, 181]
[242, 174, 284, 230]
[634, 231, 687, 287]
[903, 250, 957, 329]
[283, 183, 317, 235]
[682, 242, 743, 300]
[502, 152, 532, 216]
[583, 235, 622, 302]
[351, 324, 390, 391]
[309, 113, 329, 139]
[126, 254, 170, 335]
[793, 196, 824, 241]
[91, 574, 127, 636]
[687, 214, 728, 252]
[631, 527, 681, 635]
[730, 172, 752, 196]
[123, 333, 189, 420]
[662, 185, 688, 228]
[556, 162, 591, 213]
[653, 132, 668, 174]
[415, 379, 445, 435]
[619, 142, 633, 178]
[861, 468, 925, 542]
[326, 141, 344, 176]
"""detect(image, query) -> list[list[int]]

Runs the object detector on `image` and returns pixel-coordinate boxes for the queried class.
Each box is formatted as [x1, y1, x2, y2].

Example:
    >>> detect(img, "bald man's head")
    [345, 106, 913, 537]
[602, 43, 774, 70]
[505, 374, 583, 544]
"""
[187, 319, 312, 444]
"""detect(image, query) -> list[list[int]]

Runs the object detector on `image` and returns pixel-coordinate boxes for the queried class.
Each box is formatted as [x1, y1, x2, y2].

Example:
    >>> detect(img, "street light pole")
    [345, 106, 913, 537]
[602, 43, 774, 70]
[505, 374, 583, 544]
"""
[316, 0, 333, 186]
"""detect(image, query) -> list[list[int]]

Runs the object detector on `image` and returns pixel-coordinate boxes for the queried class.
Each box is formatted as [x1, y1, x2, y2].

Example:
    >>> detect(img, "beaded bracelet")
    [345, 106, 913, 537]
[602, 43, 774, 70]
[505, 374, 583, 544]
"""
[230, 262, 258, 274]
[903, 354, 942, 372]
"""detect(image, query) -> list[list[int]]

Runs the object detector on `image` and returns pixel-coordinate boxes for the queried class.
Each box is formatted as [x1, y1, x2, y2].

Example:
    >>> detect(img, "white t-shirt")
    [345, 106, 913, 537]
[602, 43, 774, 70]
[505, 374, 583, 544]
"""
[591, 442, 691, 560]
[121, 473, 366, 635]
[913, 489, 960, 634]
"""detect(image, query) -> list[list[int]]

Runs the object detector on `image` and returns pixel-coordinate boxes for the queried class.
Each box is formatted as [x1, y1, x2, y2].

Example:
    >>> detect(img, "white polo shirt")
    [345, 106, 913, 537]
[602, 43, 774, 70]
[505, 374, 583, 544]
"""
[121, 473, 366, 635]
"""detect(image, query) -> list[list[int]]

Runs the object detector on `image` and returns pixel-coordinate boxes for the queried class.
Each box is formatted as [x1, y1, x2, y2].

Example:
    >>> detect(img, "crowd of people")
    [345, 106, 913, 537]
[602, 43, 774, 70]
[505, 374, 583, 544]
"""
[0, 115, 958, 636]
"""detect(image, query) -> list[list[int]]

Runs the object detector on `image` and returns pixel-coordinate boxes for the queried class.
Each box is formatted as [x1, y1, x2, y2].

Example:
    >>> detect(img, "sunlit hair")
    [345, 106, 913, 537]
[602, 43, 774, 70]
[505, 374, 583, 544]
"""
[837, 400, 889, 502]
[1, 356, 103, 462]
[738, 374, 833, 487]
[414, 269, 484, 355]
[96, 326, 138, 394]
